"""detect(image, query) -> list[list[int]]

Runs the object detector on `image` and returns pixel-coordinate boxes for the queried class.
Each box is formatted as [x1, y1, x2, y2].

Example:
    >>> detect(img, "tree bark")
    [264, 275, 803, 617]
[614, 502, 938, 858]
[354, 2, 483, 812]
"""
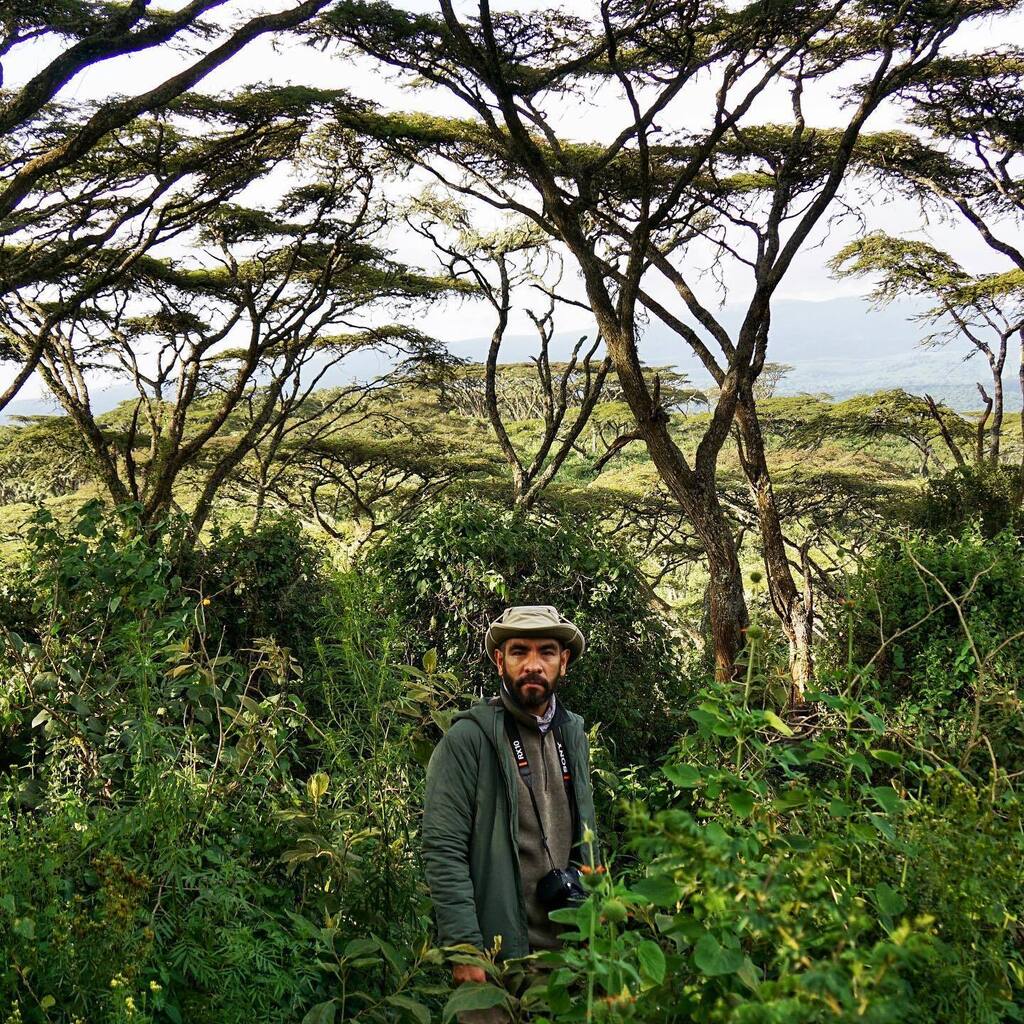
[598, 327, 747, 677]
[989, 358, 1004, 465]
[696, 498, 749, 682]
[976, 384, 993, 465]
[735, 392, 814, 698]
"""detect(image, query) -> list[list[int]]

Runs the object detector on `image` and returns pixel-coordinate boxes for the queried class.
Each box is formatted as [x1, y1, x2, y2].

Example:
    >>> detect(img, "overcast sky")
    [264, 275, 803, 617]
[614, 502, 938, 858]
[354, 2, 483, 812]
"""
[4, 1, 1023, 403]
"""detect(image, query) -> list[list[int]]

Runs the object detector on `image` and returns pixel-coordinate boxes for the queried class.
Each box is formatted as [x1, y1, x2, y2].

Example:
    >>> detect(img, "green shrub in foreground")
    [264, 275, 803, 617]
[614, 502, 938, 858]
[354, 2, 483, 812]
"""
[451, 678, 1024, 1024]
[0, 504, 439, 1023]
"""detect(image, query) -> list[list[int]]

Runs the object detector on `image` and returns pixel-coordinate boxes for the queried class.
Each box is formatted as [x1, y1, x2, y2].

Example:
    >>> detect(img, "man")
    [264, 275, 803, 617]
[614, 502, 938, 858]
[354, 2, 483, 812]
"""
[422, 605, 599, 1022]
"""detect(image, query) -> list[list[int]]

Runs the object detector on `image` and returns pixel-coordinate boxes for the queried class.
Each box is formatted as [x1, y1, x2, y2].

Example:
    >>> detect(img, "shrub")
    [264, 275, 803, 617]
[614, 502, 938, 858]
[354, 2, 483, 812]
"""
[909, 464, 1024, 540]
[362, 496, 690, 761]
[181, 515, 332, 670]
[0, 504, 440, 1023]
[844, 526, 1024, 771]
[516, 677, 1024, 1024]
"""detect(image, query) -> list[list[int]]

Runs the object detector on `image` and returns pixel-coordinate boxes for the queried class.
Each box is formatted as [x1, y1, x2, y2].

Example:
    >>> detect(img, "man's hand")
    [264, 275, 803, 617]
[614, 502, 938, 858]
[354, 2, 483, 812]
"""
[452, 964, 487, 985]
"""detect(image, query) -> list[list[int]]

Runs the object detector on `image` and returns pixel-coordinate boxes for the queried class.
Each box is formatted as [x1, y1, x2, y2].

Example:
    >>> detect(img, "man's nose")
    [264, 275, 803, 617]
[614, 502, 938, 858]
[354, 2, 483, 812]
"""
[522, 650, 544, 673]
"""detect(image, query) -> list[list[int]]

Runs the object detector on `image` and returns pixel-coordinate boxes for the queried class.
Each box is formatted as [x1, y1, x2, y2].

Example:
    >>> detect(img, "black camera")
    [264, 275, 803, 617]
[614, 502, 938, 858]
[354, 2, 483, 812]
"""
[536, 866, 588, 912]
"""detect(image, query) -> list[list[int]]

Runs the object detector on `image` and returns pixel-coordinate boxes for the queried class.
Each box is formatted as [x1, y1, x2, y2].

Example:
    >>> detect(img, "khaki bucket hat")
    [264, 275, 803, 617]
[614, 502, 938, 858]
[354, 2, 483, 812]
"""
[485, 605, 585, 664]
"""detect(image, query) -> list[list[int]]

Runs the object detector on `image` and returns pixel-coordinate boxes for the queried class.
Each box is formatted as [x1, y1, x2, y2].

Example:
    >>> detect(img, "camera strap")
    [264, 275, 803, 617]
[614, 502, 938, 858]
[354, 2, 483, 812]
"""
[503, 713, 576, 871]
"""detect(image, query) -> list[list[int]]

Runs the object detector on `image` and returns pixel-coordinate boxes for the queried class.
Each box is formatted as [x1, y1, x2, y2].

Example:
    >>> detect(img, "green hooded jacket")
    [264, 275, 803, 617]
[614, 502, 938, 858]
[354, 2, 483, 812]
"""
[422, 697, 598, 961]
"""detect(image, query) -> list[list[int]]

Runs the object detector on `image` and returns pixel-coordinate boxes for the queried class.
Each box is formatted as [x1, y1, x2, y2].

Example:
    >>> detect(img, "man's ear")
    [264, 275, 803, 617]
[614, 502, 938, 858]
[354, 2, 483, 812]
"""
[559, 646, 570, 676]
[494, 646, 505, 675]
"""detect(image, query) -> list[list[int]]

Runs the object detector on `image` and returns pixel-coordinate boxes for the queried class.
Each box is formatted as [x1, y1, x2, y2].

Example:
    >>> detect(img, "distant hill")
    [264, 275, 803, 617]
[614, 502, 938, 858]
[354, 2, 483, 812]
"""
[3, 296, 1019, 422]
[448, 295, 1022, 413]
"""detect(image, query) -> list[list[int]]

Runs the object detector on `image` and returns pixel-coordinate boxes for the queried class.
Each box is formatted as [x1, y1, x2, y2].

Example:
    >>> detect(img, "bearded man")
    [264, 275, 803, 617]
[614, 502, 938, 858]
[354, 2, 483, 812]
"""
[422, 605, 599, 1022]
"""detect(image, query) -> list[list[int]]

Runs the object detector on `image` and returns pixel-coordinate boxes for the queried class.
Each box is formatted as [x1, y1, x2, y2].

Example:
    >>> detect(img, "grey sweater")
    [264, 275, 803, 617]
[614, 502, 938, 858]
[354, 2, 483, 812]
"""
[496, 690, 574, 950]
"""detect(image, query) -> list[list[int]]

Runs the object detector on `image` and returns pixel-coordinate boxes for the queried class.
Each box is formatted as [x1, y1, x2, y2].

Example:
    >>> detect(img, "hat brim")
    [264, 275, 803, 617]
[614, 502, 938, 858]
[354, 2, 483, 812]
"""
[485, 623, 585, 664]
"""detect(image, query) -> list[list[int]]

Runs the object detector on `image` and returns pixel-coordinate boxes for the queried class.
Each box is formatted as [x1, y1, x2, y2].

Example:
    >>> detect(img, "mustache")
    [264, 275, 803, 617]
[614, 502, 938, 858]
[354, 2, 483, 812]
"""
[516, 675, 550, 687]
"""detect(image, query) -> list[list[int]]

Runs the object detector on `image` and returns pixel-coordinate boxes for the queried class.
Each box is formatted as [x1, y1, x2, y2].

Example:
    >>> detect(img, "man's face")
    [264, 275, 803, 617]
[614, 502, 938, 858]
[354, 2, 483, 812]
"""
[495, 636, 570, 711]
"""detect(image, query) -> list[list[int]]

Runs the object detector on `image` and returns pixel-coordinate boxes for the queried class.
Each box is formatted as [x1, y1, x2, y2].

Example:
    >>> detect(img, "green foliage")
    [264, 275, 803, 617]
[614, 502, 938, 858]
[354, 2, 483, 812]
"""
[3, 495, 1023, 1023]
[520, 674, 1024, 1023]
[182, 515, 333, 676]
[909, 464, 1024, 539]
[0, 503, 446, 1023]
[363, 496, 690, 761]
[844, 525, 1024, 771]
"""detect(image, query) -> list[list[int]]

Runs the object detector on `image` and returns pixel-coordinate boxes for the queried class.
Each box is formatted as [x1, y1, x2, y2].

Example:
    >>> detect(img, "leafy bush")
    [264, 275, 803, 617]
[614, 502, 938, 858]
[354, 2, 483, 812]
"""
[182, 515, 333, 672]
[844, 526, 1024, 771]
[465, 670, 1024, 1023]
[363, 496, 690, 761]
[909, 464, 1024, 540]
[0, 504, 445, 1023]
[4, 500, 1022, 1024]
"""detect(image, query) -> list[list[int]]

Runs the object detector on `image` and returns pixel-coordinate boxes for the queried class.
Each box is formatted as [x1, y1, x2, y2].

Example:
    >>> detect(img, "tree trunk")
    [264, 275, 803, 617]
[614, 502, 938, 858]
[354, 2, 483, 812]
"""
[975, 384, 993, 466]
[989, 360, 1004, 465]
[735, 393, 815, 699]
[697, 505, 748, 682]
[593, 321, 748, 680]
[1019, 331, 1024, 492]
[785, 598, 815, 702]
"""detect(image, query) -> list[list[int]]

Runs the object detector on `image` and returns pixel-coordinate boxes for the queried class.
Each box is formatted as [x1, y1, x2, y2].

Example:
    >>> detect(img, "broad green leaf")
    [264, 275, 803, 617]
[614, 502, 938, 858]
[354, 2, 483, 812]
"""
[307, 772, 330, 803]
[762, 710, 794, 737]
[442, 983, 509, 1023]
[870, 786, 901, 814]
[863, 711, 887, 734]
[870, 748, 903, 766]
[737, 957, 761, 991]
[828, 798, 853, 817]
[688, 708, 720, 730]
[629, 875, 681, 907]
[547, 905, 584, 925]
[423, 648, 438, 674]
[343, 937, 380, 958]
[386, 993, 431, 1024]
[376, 935, 407, 975]
[636, 940, 666, 984]
[874, 882, 907, 918]
[662, 764, 702, 788]
[302, 1001, 337, 1024]
[867, 813, 896, 841]
[693, 932, 743, 977]
[728, 790, 755, 817]
[773, 788, 811, 811]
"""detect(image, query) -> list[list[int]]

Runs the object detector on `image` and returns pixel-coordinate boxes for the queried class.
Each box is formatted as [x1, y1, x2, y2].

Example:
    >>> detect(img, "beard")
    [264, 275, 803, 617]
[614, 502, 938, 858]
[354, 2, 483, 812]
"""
[501, 667, 556, 711]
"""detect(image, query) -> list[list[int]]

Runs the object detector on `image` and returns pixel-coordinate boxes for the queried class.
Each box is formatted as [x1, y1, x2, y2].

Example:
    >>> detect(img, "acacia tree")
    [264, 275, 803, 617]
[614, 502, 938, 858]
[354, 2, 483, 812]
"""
[0, 122, 455, 536]
[786, 389, 974, 478]
[896, 49, 1024, 270]
[408, 196, 611, 508]
[868, 52, 1024, 476]
[235, 422, 496, 541]
[0, 0, 338, 411]
[219, 321, 472, 527]
[582, 369, 706, 473]
[832, 233, 1024, 465]
[319, 0, 1014, 683]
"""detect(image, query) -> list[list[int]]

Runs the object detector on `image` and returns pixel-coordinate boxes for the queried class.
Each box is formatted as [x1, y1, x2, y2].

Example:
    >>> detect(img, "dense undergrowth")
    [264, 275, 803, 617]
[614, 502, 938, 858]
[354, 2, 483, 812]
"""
[1, 498, 1022, 1023]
